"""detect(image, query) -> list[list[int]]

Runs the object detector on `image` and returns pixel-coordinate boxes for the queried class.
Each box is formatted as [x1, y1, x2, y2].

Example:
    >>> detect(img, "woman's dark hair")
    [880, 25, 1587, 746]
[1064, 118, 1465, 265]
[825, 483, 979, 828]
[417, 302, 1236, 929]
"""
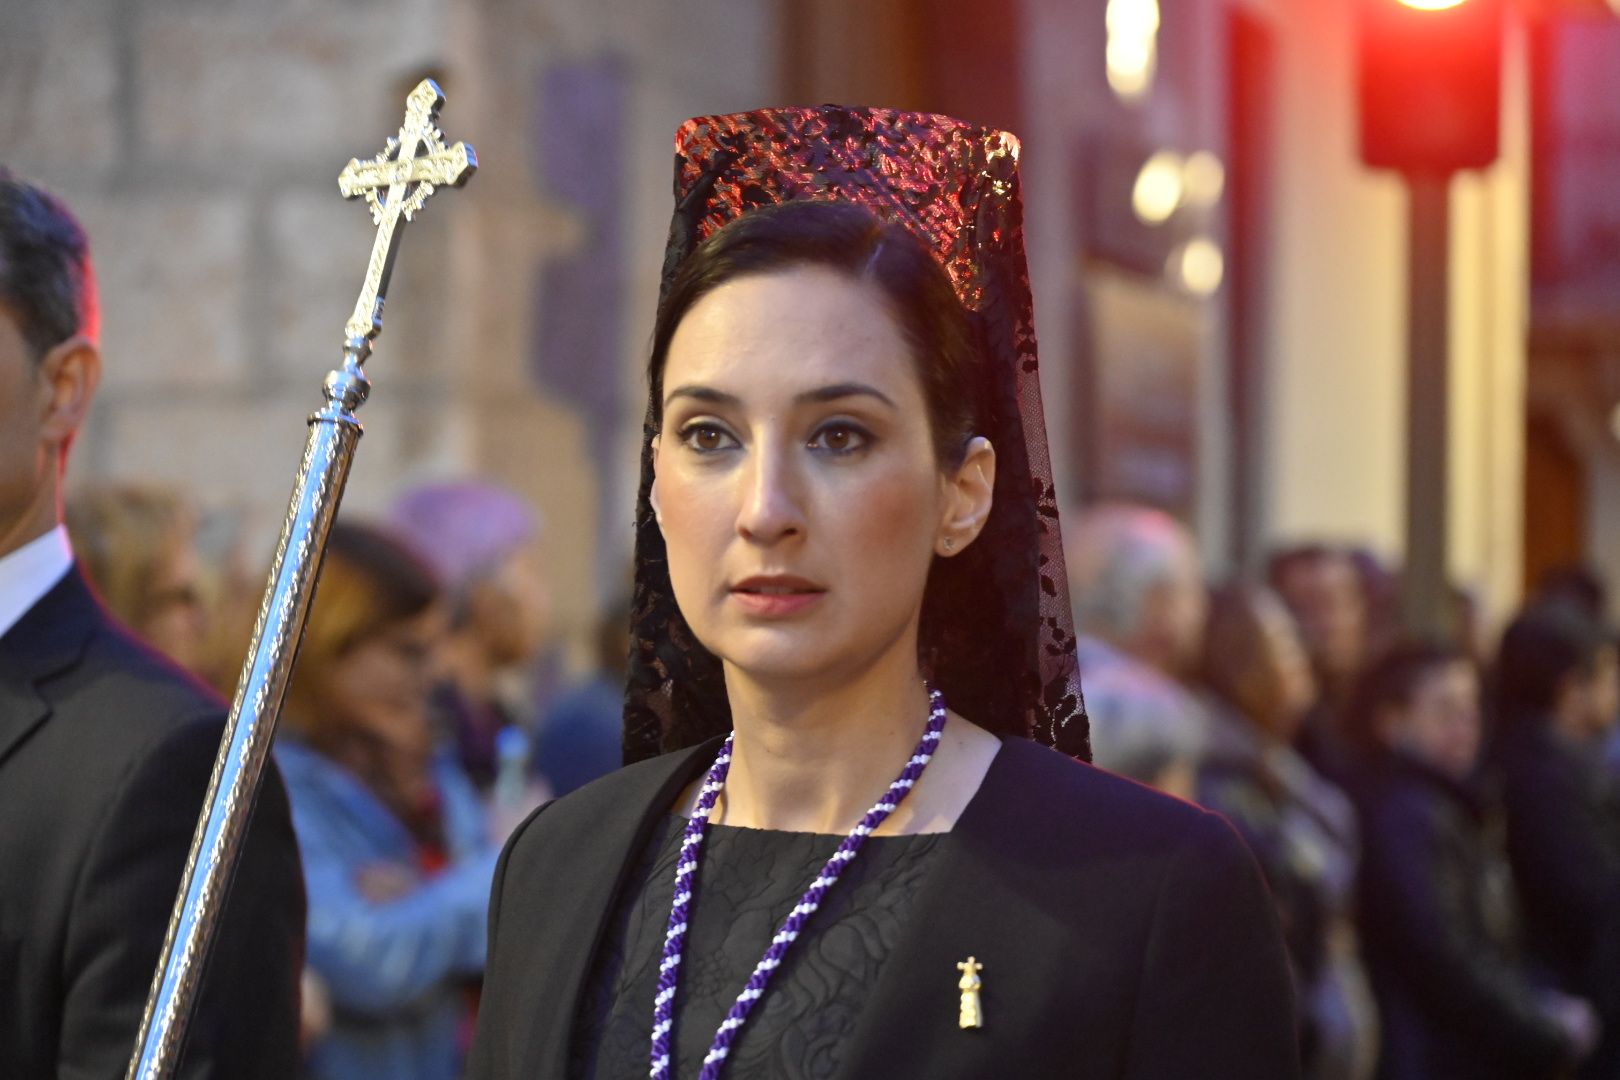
[647, 199, 981, 467]
[1199, 585, 1276, 717]
[285, 522, 439, 732]
[1494, 600, 1614, 720]
[1343, 641, 1469, 752]
[636, 199, 1043, 741]
[1534, 564, 1608, 620]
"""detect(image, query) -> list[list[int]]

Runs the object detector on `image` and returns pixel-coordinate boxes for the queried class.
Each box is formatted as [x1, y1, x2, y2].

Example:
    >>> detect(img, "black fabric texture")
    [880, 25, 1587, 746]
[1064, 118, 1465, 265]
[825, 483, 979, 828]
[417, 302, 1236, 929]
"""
[466, 736, 1302, 1079]
[0, 568, 305, 1079]
[571, 816, 944, 1080]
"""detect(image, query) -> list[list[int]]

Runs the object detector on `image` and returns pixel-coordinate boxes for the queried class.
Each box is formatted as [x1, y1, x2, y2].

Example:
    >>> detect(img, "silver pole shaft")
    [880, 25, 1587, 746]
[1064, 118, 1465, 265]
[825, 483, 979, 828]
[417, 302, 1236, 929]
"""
[125, 359, 370, 1079]
[123, 77, 474, 1077]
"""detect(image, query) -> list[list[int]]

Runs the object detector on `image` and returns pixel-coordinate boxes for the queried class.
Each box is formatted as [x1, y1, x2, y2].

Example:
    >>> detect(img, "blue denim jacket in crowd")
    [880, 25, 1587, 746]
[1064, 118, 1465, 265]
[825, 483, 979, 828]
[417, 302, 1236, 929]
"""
[275, 737, 500, 1080]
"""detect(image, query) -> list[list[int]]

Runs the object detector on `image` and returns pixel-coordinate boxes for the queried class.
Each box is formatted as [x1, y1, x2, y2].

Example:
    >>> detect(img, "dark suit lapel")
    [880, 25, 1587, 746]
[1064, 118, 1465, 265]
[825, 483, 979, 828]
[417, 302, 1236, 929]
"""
[519, 736, 724, 1078]
[0, 568, 97, 768]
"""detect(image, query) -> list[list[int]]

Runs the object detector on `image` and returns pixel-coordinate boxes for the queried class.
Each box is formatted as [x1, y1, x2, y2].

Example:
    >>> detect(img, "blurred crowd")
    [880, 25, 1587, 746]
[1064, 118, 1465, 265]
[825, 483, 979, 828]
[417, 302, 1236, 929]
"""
[1069, 504, 1620, 1080]
[63, 479, 627, 1080]
[65, 481, 1620, 1080]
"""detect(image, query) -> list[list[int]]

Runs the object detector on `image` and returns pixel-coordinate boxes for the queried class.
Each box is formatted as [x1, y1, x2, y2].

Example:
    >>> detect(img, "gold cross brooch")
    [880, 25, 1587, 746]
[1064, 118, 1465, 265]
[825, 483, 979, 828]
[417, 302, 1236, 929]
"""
[957, 956, 984, 1030]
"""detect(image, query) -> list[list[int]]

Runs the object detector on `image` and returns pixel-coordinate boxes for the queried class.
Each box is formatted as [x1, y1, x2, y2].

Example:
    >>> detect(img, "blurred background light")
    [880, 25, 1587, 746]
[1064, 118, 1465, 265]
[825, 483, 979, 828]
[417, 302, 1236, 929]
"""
[1170, 237, 1225, 297]
[1181, 151, 1226, 208]
[1106, 0, 1161, 101]
[1132, 149, 1184, 224]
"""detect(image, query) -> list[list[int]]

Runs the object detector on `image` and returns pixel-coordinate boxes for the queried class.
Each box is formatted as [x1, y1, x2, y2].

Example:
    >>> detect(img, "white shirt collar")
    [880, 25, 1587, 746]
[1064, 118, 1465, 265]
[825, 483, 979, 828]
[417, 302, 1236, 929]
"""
[0, 524, 75, 641]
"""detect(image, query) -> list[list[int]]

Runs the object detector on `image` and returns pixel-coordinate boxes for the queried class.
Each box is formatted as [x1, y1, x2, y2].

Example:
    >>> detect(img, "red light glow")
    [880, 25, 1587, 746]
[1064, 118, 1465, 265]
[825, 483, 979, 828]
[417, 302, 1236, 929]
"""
[1397, 0, 1468, 9]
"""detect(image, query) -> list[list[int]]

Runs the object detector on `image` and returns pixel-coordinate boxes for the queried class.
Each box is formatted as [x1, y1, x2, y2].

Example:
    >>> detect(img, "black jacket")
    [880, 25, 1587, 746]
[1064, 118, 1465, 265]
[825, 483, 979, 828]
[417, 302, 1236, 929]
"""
[1493, 721, 1620, 1080]
[1493, 723, 1620, 1000]
[0, 568, 305, 1078]
[469, 734, 1300, 1079]
[1348, 753, 1575, 1080]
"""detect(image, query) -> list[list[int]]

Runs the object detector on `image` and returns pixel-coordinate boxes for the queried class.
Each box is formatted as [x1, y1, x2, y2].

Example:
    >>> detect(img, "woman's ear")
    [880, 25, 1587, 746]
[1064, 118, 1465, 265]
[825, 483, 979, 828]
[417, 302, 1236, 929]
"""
[648, 434, 663, 527]
[935, 437, 994, 557]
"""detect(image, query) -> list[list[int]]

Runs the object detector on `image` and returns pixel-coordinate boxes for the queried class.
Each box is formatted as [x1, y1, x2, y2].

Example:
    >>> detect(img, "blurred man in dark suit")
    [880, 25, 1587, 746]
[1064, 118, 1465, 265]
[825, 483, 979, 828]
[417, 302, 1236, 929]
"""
[0, 169, 304, 1076]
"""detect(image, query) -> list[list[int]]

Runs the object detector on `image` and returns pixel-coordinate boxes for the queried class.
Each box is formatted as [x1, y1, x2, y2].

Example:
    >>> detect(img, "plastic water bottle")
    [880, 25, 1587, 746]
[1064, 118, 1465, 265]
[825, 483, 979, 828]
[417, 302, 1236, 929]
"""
[493, 725, 531, 813]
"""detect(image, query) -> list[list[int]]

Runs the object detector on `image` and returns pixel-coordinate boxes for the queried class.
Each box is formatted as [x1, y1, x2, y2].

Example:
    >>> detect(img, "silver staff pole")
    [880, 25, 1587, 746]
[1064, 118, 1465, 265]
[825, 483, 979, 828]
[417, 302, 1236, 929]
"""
[126, 78, 476, 1080]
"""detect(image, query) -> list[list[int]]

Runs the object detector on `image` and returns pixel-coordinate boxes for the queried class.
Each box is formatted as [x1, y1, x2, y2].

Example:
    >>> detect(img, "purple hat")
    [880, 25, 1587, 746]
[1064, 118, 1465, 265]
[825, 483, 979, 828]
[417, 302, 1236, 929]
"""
[386, 480, 540, 593]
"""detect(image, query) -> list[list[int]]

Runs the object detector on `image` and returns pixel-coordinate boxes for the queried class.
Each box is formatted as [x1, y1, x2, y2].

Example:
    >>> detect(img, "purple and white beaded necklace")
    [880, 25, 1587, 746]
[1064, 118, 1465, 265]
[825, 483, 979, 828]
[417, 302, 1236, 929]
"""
[648, 684, 949, 1080]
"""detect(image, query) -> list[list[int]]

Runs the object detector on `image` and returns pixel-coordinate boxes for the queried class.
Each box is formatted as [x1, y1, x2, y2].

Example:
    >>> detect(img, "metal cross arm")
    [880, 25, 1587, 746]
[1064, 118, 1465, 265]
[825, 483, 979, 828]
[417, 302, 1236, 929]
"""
[337, 79, 477, 350]
[126, 77, 476, 1080]
[337, 141, 475, 199]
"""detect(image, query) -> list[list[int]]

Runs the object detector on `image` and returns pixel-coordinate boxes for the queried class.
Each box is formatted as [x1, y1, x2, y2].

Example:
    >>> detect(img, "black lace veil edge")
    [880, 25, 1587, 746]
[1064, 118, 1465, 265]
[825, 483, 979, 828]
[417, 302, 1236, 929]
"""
[622, 106, 1088, 764]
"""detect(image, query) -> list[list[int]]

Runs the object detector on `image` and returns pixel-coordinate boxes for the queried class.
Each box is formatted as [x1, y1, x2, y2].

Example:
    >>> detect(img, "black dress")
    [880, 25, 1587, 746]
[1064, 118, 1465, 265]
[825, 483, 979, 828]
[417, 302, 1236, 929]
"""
[571, 817, 945, 1079]
[469, 735, 1301, 1079]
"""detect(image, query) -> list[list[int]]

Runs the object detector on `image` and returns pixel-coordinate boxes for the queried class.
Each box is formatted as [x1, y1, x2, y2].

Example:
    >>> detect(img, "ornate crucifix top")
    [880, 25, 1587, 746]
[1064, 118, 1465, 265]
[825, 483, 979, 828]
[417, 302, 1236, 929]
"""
[336, 78, 476, 355]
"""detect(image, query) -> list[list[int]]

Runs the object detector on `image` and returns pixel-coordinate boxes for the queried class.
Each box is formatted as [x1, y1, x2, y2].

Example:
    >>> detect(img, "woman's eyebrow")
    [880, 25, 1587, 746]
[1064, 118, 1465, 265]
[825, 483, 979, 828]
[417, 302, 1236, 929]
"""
[664, 382, 897, 409]
[664, 384, 740, 408]
[794, 382, 897, 409]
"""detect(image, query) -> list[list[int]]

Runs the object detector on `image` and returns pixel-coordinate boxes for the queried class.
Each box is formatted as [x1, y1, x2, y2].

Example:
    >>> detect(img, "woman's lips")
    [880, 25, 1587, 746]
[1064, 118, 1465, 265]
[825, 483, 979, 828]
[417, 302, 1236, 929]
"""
[730, 577, 826, 618]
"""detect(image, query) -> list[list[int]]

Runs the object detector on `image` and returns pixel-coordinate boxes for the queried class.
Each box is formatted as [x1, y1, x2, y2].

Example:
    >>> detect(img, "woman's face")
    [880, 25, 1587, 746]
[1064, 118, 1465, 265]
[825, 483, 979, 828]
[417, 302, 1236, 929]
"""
[1383, 660, 1481, 780]
[467, 548, 551, 667]
[653, 266, 990, 685]
[138, 530, 208, 674]
[1245, 592, 1317, 741]
[324, 607, 446, 788]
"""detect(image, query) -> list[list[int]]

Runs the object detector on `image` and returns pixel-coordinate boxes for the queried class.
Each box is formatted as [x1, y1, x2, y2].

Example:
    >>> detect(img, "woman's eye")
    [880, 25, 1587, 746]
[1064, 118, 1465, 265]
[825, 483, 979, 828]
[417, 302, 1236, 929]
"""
[679, 423, 737, 453]
[810, 423, 869, 454]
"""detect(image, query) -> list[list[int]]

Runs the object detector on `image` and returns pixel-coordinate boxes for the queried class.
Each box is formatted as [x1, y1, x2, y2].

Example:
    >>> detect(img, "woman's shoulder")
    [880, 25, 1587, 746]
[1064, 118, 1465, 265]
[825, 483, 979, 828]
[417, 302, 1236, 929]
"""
[498, 738, 719, 872]
[982, 737, 1255, 873]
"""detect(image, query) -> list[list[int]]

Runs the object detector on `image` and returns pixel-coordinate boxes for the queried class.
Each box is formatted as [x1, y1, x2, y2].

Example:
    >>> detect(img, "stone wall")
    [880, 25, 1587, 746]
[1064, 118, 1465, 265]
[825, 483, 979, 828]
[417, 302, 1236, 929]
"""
[1, 0, 778, 650]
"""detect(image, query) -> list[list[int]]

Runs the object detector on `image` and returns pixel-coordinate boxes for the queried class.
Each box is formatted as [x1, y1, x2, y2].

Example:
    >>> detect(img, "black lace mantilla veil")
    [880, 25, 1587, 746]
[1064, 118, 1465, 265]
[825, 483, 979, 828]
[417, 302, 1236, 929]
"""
[622, 105, 1089, 764]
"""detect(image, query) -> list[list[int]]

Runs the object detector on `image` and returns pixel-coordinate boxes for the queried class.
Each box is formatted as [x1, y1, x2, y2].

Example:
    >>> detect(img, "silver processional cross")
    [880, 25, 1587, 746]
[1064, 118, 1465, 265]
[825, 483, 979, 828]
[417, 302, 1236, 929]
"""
[126, 78, 475, 1080]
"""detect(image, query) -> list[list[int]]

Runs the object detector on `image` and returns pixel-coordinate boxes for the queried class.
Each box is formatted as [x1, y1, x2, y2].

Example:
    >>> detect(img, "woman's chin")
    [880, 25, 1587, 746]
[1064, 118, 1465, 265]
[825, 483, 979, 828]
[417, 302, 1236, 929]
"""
[716, 647, 833, 684]
[707, 625, 849, 684]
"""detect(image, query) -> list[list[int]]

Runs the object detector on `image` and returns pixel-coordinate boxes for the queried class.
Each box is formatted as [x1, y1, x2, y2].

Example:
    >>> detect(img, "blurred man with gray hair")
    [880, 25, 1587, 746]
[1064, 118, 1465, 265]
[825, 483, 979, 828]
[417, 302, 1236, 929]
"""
[1066, 503, 1209, 797]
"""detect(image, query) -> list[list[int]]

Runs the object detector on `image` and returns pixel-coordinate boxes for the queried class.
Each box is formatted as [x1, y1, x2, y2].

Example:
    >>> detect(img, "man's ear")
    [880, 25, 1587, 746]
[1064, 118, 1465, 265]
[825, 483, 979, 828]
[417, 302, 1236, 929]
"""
[36, 336, 101, 451]
[935, 437, 995, 557]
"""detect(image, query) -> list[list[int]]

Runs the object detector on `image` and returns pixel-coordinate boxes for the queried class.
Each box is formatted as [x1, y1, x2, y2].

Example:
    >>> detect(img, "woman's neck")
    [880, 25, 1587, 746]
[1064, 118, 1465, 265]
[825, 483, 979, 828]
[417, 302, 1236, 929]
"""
[702, 645, 1002, 836]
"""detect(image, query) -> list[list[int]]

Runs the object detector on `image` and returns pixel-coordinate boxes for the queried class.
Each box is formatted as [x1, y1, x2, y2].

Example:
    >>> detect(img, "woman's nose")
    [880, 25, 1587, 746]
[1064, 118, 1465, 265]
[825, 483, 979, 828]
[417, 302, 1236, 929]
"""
[736, 441, 805, 545]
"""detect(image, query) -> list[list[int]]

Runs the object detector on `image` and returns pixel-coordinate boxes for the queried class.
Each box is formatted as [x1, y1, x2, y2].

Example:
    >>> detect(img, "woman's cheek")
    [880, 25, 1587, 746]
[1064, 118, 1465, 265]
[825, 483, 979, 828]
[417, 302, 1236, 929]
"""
[658, 467, 734, 606]
[832, 466, 936, 587]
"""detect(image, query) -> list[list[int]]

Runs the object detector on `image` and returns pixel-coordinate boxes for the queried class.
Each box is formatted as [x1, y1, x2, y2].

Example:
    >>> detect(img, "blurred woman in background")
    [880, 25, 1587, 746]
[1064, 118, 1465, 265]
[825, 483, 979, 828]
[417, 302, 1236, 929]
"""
[1343, 643, 1596, 1079]
[388, 481, 549, 795]
[276, 522, 499, 1080]
[65, 483, 208, 674]
[1197, 585, 1378, 1080]
[1490, 602, 1620, 1079]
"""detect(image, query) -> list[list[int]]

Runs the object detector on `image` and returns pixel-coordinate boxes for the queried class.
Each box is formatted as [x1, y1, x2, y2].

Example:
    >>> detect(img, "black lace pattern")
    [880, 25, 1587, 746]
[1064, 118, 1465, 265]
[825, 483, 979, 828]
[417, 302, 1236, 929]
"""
[624, 106, 1087, 762]
[570, 815, 947, 1080]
